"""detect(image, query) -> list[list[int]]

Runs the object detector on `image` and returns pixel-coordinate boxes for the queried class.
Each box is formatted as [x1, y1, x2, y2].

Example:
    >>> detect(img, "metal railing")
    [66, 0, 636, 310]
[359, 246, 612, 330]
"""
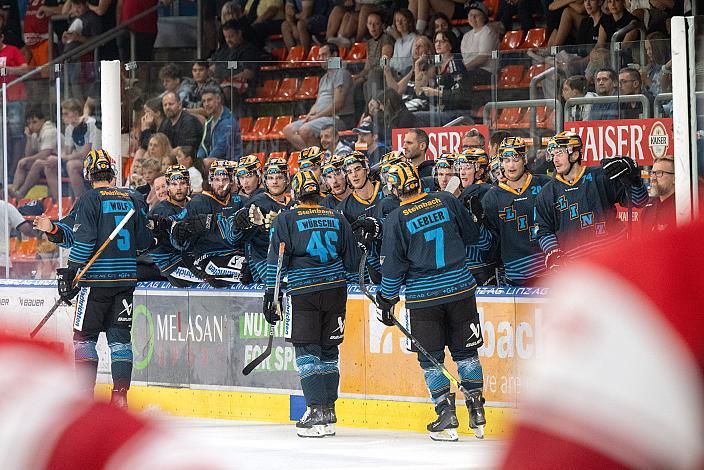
[9, 3, 162, 88]
[564, 94, 651, 121]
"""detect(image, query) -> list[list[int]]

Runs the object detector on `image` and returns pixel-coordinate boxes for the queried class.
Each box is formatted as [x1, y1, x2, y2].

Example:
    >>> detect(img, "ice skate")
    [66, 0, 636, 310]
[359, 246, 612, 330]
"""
[427, 394, 459, 441]
[110, 388, 128, 410]
[296, 406, 326, 438]
[323, 403, 337, 436]
[466, 389, 486, 439]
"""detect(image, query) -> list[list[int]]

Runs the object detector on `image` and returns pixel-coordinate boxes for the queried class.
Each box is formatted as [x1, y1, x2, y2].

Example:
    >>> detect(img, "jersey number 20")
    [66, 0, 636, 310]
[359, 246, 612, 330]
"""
[306, 230, 338, 263]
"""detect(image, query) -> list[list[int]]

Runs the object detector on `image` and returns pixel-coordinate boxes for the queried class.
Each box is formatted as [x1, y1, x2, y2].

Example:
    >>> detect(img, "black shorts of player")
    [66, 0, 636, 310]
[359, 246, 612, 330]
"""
[408, 296, 483, 353]
[286, 286, 347, 346]
[73, 286, 135, 338]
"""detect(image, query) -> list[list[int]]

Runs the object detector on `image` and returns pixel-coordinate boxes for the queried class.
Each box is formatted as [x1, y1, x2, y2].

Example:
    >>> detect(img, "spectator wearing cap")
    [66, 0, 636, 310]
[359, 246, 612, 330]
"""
[283, 43, 355, 149]
[197, 85, 243, 167]
[353, 122, 386, 167]
[319, 123, 353, 157]
[460, 2, 497, 89]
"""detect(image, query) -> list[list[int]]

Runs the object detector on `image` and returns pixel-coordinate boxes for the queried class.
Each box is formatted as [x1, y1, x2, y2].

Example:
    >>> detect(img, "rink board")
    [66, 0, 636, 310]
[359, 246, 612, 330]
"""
[0, 280, 548, 437]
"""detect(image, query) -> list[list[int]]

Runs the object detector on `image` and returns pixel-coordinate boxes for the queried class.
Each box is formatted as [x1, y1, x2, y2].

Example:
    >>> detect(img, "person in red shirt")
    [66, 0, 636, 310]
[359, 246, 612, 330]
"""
[0, 25, 30, 177]
[116, 0, 171, 62]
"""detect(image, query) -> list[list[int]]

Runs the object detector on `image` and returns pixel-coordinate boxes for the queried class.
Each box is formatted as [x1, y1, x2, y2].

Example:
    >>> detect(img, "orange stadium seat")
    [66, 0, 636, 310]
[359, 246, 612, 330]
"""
[272, 78, 301, 102]
[508, 106, 550, 129]
[284, 45, 307, 67]
[268, 151, 287, 161]
[245, 79, 280, 103]
[293, 76, 319, 100]
[243, 116, 273, 141]
[520, 63, 549, 87]
[498, 64, 526, 89]
[500, 30, 524, 51]
[496, 107, 526, 129]
[345, 42, 367, 63]
[292, 45, 320, 68]
[266, 115, 293, 139]
[519, 28, 547, 49]
[239, 116, 254, 134]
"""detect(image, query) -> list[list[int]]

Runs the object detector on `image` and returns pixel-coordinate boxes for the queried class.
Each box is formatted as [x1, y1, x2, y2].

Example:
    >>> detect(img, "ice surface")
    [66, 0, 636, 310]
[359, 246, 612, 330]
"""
[165, 417, 505, 469]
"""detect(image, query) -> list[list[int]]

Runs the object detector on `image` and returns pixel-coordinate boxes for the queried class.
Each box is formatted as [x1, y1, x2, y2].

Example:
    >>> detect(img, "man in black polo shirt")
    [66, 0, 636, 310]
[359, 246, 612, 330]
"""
[161, 91, 204, 151]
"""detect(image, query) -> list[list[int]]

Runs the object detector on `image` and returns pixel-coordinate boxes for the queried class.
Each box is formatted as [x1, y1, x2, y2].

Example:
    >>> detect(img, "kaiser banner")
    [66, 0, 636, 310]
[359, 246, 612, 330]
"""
[391, 125, 490, 160]
[564, 118, 673, 166]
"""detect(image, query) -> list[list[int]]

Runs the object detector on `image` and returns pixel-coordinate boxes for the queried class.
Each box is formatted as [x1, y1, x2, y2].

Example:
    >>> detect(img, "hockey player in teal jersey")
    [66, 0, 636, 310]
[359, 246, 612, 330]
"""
[337, 152, 383, 223]
[536, 131, 649, 270]
[479, 138, 551, 285]
[169, 160, 248, 286]
[376, 161, 486, 441]
[236, 154, 265, 198]
[57, 149, 152, 408]
[234, 157, 292, 283]
[320, 155, 351, 210]
[147, 165, 202, 287]
[264, 170, 361, 438]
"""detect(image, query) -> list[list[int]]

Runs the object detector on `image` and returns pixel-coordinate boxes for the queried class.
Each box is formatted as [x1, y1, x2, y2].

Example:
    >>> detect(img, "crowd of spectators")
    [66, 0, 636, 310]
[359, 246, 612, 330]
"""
[0, 0, 691, 277]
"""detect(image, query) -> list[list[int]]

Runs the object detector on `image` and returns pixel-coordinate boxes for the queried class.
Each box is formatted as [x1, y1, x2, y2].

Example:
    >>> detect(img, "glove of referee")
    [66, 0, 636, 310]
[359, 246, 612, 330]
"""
[262, 290, 283, 325]
[544, 248, 565, 272]
[601, 157, 641, 186]
[57, 266, 80, 305]
[375, 292, 397, 327]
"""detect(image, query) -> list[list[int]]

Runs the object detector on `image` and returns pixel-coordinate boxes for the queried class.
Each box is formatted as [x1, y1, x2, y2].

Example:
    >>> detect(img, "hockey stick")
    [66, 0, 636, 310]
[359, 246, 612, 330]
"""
[357, 247, 471, 397]
[30, 208, 136, 338]
[242, 241, 285, 375]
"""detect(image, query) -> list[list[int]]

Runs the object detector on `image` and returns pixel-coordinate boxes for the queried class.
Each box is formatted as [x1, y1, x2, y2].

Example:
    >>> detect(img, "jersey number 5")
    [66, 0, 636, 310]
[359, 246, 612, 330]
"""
[114, 215, 131, 251]
[424, 228, 445, 269]
[306, 230, 338, 263]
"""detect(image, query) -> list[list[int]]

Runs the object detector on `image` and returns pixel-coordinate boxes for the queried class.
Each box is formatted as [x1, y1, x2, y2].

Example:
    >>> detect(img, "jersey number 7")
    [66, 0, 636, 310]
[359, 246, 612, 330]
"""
[423, 228, 445, 269]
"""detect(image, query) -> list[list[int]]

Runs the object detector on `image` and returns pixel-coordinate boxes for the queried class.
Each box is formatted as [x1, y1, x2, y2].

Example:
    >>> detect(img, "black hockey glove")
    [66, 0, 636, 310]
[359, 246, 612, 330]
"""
[544, 249, 565, 272]
[147, 215, 173, 234]
[57, 266, 80, 305]
[239, 261, 254, 285]
[234, 207, 252, 230]
[147, 215, 173, 244]
[171, 214, 214, 245]
[601, 157, 641, 186]
[375, 292, 398, 327]
[465, 196, 485, 224]
[351, 217, 382, 240]
[262, 290, 283, 325]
